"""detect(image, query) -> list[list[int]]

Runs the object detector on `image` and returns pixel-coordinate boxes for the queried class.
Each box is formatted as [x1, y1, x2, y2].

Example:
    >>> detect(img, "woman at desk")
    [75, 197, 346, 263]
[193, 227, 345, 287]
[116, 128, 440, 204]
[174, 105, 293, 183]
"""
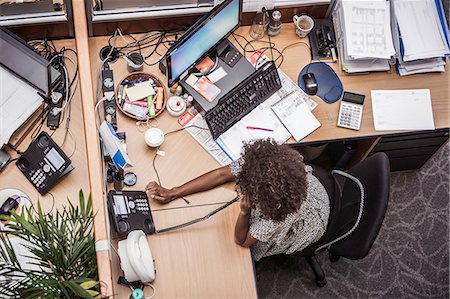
[146, 139, 330, 261]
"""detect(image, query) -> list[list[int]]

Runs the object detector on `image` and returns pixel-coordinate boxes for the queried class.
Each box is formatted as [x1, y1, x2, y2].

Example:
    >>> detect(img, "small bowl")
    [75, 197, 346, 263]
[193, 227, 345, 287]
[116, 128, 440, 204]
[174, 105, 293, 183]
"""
[115, 72, 167, 120]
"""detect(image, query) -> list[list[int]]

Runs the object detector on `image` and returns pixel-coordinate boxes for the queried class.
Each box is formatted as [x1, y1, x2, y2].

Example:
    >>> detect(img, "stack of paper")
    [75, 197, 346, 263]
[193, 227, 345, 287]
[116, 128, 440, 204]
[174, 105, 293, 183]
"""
[0, 66, 44, 146]
[332, 0, 395, 73]
[391, 0, 449, 76]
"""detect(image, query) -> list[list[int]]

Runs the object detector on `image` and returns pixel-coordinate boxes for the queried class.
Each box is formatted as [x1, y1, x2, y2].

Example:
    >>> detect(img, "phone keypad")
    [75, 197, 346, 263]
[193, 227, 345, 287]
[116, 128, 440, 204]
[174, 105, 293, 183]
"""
[30, 169, 47, 188]
[134, 197, 150, 212]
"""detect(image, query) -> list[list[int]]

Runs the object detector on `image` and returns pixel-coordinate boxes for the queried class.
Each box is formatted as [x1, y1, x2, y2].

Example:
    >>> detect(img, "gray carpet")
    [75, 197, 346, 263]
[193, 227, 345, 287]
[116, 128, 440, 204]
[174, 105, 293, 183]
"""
[255, 142, 449, 298]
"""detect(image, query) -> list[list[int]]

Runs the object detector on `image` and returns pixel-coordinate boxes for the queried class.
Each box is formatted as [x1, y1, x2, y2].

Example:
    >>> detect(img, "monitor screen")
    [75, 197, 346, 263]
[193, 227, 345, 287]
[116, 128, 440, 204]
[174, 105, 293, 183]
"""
[166, 0, 241, 86]
[0, 28, 52, 97]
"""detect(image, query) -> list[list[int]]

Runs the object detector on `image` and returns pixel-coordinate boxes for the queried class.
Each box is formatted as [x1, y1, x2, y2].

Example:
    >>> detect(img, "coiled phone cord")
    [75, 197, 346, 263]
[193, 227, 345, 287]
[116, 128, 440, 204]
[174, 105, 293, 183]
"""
[154, 196, 239, 234]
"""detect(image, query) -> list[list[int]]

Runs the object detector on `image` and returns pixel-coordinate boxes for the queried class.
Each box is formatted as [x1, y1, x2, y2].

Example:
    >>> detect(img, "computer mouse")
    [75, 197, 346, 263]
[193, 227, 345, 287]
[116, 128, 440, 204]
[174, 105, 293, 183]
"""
[302, 72, 318, 95]
[0, 195, 20, 216]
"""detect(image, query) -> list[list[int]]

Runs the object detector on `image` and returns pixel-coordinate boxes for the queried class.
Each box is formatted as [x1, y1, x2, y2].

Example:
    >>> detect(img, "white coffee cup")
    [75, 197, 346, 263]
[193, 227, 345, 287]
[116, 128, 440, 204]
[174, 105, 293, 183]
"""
[145, 128, 164, 147]
[293, 15, 314, 38]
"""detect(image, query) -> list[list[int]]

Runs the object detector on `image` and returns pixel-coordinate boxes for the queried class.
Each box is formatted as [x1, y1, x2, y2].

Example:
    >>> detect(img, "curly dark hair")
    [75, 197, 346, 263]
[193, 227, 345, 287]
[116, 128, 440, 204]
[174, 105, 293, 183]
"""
[236, 139, 308, 222]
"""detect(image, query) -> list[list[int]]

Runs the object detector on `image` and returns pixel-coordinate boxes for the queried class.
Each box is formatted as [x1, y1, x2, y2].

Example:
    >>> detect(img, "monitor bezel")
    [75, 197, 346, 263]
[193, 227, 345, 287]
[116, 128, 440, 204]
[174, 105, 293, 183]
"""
[0, 27, 53, 98]
[165, 0, 242, 87]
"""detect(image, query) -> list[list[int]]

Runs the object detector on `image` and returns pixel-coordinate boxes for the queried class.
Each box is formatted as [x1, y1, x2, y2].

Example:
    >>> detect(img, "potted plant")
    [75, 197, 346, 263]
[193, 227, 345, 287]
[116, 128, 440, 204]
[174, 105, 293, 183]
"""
[0, 191, 100, 298]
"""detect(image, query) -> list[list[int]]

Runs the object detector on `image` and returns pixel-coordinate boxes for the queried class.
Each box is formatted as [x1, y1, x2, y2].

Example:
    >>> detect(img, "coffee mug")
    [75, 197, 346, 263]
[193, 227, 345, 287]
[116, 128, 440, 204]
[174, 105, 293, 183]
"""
[293, 15, 314, 38]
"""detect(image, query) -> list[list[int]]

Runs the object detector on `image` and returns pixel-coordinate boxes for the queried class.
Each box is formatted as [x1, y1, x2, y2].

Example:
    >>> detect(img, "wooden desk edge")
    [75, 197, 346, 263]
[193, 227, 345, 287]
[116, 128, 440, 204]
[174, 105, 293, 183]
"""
[72, 0, 113, 296]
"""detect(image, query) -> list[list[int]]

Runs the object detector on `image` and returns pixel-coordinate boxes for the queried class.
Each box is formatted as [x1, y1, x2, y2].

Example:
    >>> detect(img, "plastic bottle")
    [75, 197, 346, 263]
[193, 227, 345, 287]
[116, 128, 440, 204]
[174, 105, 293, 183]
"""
[268, 11, 282, 36]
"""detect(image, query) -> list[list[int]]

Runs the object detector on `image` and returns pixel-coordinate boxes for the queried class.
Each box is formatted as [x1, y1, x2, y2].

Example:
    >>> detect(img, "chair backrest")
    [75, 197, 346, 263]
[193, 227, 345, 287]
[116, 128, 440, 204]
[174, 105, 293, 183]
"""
[301, 153, 390, 259]
[325, 152, 390, 260]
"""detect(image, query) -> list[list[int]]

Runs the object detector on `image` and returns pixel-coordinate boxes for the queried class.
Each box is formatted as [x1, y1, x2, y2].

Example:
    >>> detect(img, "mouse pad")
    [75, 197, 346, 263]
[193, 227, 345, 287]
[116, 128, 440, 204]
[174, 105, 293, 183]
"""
[298, 62, 343, 104]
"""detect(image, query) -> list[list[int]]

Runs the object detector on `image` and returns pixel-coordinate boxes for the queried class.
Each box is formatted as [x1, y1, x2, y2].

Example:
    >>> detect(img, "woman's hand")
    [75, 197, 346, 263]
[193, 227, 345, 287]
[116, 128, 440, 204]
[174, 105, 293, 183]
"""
[145, 181, 175, 204]
[239, 195, 252, 216]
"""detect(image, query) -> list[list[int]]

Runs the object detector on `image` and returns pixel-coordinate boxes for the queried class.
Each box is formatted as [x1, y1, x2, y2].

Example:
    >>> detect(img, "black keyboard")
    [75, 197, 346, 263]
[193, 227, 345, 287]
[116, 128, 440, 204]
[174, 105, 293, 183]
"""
[205, 61, 282, 140]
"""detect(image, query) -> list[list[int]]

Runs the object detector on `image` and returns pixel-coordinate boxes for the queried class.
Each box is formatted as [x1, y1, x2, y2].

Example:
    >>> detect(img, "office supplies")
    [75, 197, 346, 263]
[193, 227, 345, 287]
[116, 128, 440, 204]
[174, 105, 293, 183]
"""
[144, 128, 164, 148]
[116, 73, 167, 119]
[371, 89, 435, 131]
[204, 61, 282, 140]
[271, 92, 321, 142]
[124, 172, 137, 187]
[337, 91, 365, 130]
[124, 53, 144, 72]
[298, 62, 343, 104]
[126, 81, 156, 102]
[117, 230, 155, 283]
[246, 126, 273, 132]
[302, 73, 317, 95]
[108, 191, 155, 239]
[99, 121, 133, 170]
[215, 89, 292, 161]
[113, 171, 125, 191]
[163, 0, 255, 112]
[16, 132, 73, 195]
[102, 64, 118, 130]
[309, 19, 337, 61]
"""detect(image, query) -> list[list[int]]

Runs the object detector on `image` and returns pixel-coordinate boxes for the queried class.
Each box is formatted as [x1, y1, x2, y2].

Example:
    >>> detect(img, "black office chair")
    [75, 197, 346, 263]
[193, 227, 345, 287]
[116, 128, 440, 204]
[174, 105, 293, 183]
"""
[298, 152, 390, 287]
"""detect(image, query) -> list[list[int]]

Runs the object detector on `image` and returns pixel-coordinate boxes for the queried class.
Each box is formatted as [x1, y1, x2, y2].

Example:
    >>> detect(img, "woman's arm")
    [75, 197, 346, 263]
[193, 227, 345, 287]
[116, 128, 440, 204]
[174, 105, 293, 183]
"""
[146, 165, 235, 203]
[234, 196, 258, 247]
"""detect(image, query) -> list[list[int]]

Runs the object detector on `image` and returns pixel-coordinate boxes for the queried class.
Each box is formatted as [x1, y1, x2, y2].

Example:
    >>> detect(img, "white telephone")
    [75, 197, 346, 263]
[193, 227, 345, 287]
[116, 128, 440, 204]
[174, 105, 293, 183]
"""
[118, 230, 155, 283]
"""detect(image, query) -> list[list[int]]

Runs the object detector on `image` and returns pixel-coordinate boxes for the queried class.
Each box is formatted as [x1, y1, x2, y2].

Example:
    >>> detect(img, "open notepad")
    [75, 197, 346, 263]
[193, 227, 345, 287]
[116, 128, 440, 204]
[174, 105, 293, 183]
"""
[271, 92, 321, 142]
[216, 91, 321, 161]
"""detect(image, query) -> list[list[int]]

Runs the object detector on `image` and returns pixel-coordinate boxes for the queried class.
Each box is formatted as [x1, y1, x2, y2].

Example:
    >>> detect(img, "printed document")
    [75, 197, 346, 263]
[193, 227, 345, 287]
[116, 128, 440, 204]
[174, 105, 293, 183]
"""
[342, 0, 395, 59]
[371, 89, 435, 131]
[271, 92, 321, 142]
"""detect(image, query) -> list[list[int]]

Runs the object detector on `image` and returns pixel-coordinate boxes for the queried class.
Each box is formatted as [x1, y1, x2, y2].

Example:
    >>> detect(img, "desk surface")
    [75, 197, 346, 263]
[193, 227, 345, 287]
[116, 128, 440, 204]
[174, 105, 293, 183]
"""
[0, 39, 91, 213]
[88, 23, 449, 298]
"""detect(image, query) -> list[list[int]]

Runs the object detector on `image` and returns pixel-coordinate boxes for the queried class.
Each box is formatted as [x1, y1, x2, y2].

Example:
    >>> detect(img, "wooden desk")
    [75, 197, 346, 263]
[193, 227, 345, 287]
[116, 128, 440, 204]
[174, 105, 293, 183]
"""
[0, 39, 91, 213]
[85, 24, 449, 298]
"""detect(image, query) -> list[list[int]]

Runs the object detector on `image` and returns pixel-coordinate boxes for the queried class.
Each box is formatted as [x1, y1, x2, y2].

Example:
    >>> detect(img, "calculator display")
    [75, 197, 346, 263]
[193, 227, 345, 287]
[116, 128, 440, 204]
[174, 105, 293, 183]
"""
[343, 92, 365, 105]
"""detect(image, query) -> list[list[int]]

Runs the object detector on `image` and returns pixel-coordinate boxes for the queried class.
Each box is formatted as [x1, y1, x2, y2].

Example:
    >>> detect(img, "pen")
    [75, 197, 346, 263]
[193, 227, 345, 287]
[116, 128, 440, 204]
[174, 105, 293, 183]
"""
[246, 126, 274, 132]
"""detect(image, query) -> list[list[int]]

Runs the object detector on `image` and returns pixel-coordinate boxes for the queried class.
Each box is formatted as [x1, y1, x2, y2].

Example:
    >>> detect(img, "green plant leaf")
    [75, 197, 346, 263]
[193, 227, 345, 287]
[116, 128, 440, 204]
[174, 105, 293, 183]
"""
[0, 189, 99, 298]
[80, 280, 98, 290]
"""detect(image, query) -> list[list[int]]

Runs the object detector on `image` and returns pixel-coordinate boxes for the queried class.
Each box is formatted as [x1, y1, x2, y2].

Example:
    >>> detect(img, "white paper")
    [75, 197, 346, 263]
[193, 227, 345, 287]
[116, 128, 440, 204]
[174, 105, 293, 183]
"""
[184, 113, 232, 166]
[215, 94, 292, 161]
[207, 67, 227, 83]
[125, 81, 155, 101]
[393, 0, 449, 62]
[271, 92, 321, 141]
[0, 66, 44, 145]
[371, 89, 435, 131]
[342, 0, 395, 59]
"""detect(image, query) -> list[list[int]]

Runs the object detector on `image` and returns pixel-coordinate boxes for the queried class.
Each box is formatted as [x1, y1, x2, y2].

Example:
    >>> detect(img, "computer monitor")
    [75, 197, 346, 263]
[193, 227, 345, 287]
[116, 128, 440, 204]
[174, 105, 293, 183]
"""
[0, 27, 60, 98]
[166, 0, 241, 87]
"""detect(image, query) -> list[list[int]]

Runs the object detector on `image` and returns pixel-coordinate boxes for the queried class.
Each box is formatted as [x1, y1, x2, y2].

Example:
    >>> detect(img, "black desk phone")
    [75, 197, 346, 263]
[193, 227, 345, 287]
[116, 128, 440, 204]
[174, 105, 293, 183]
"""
[16, 132, 73, 195]
[108, 190, 155, 239]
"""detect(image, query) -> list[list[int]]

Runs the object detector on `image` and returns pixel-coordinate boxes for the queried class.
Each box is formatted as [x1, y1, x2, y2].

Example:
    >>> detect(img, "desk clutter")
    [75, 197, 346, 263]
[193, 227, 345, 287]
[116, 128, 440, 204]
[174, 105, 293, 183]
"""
[332, 0, 449, 75]
[116, 73, 167, 120]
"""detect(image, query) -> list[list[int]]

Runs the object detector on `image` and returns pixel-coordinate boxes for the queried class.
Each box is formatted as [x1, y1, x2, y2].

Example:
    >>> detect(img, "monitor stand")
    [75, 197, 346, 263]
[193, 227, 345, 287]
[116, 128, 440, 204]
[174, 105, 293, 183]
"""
[179, 39, 255, 113]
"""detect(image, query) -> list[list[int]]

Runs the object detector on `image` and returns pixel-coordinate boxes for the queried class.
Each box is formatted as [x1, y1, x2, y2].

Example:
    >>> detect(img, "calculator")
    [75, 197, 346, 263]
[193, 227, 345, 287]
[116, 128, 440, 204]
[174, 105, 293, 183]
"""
[337, 92, 365, 130]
